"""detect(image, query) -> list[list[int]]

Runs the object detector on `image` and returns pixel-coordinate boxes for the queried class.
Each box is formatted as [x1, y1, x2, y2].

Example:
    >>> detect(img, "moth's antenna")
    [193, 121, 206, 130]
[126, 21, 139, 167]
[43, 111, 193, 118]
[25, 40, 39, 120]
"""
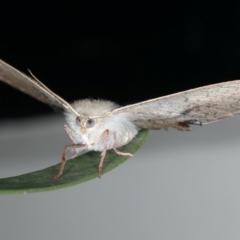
[28, 69, 48, 89]
[27, 69, 80, 116]
[27, 69, 37, 79]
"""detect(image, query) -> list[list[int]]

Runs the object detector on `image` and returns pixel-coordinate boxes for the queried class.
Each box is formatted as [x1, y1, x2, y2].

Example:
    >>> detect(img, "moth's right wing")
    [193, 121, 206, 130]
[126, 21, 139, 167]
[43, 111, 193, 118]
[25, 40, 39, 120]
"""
[106, 80, 240, 131]
[0, 59, 78, 115]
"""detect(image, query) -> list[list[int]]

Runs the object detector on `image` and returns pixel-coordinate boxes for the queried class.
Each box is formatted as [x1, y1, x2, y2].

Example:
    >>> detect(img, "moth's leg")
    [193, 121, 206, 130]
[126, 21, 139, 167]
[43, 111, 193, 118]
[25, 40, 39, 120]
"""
[98, 130, 109, 178]
[64, 125, 77, 144]
[64, 125, 79, 158]
[113, 148, 133, 157]
[51, 143, 86, 180]
[112, 132, 133, 157]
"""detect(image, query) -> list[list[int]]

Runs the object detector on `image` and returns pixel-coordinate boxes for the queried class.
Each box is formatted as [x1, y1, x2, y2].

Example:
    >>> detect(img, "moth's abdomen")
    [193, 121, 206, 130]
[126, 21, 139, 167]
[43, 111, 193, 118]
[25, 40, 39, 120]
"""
[105, 115, 139, 149]
[113, 127, 138, 148]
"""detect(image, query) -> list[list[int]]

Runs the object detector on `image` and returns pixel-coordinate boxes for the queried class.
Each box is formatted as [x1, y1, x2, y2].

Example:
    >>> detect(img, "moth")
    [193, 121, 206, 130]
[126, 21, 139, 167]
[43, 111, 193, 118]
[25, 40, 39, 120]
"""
[0, 59, 240, 179]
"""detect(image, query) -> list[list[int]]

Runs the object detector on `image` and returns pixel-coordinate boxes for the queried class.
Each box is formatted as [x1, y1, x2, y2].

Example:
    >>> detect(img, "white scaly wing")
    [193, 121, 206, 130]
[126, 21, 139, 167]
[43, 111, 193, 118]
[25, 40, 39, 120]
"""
[105, 80, 240, 130]
[0, 59, 78, 115]
[1, 58, 239, 131]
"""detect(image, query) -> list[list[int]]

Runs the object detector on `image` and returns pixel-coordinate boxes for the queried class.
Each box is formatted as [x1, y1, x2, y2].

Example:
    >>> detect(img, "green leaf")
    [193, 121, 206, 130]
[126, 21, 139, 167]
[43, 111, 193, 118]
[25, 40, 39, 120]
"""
[0, 129, 148, 194]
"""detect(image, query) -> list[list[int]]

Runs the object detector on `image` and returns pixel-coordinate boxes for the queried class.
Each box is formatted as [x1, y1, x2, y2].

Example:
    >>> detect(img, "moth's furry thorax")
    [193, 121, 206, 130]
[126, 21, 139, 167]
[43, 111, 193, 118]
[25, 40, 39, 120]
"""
[64, 99, 139, 151]
[71, 99, 119, 116]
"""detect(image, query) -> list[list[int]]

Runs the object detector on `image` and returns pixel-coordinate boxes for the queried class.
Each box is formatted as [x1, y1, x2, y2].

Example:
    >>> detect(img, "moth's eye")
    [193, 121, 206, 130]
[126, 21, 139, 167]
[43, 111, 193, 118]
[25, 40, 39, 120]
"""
[76, 116, 81, 126]
[86, 118, 95, 128]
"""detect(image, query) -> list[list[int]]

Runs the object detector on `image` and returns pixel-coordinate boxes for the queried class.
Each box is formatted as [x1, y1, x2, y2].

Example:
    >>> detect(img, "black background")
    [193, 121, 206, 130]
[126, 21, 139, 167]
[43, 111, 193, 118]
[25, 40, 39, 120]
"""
[0, 2, 240, 118]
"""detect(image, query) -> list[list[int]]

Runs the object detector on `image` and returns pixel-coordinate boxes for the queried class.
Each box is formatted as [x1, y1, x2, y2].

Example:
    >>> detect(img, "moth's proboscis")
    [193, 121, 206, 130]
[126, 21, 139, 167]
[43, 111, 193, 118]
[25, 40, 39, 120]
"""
[0, 58, 239, 179]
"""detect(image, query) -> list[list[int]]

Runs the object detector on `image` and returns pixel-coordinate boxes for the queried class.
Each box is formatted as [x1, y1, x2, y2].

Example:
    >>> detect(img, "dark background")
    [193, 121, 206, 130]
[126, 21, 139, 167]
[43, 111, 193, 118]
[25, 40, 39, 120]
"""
[0, 2, 240, 118]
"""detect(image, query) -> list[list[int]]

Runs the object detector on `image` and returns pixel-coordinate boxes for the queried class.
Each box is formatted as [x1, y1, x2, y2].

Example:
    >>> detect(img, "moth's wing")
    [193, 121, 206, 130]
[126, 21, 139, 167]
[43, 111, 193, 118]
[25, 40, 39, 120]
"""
[0, 59, 78, 115]
[108, 80, 240, 130]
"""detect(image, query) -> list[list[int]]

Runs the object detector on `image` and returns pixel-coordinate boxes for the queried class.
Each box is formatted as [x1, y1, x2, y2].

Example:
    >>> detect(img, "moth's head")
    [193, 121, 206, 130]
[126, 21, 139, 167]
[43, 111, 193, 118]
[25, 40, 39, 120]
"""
[65, 99, 119, 135]
[74, 114, 96, 134]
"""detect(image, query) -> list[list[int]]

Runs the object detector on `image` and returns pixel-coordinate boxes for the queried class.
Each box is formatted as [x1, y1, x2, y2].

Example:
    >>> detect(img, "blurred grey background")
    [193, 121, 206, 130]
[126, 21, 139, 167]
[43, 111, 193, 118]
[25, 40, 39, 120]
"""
[1, 115, 240, 240]
[1, 1, 240, 239]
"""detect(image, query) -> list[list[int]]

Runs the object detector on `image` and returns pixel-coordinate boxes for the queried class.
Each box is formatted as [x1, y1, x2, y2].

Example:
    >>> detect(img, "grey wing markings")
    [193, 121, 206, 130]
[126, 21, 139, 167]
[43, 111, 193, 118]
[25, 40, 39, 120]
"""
[106, 80, 240, 130]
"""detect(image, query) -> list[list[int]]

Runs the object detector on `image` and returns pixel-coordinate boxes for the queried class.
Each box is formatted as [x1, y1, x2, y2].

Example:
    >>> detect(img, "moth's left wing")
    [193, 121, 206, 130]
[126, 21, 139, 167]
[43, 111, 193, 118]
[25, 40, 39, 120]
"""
[0, 59, 78, 115]
[107, 80, 240, 130]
